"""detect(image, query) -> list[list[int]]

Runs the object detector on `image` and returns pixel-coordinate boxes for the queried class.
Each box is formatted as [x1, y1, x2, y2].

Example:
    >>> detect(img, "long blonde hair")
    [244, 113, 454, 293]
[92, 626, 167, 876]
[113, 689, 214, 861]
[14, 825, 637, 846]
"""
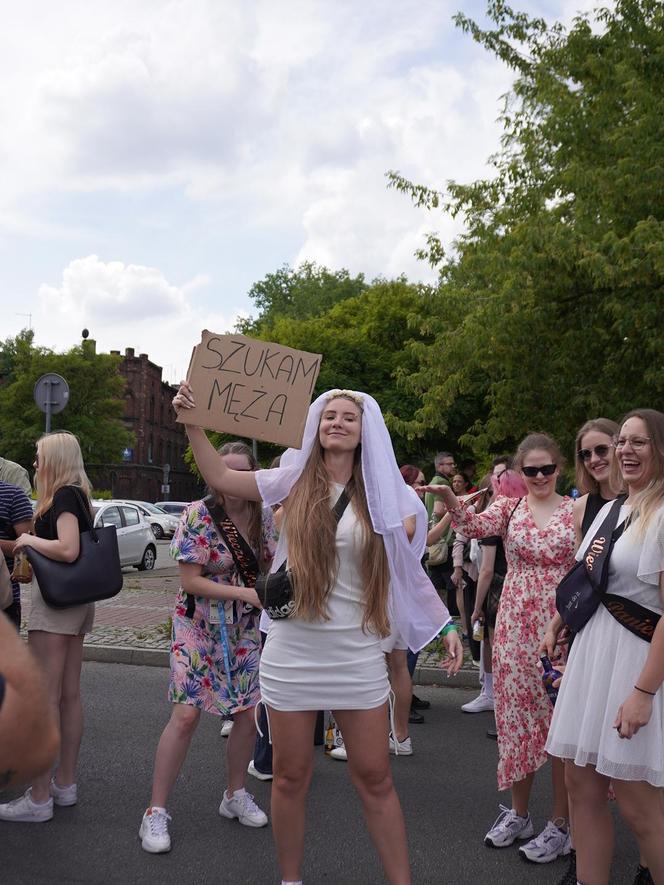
[284, 406, 390, 636]
[612, 409, 664, 537]
[34, 431, 91, 519]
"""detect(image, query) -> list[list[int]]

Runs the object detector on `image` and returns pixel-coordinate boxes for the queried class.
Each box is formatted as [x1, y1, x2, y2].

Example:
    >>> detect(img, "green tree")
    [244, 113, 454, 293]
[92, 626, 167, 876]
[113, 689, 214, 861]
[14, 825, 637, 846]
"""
[0, 336, 133, 469]
[388, 0, 664, 459]
[238, 262, 368, 336]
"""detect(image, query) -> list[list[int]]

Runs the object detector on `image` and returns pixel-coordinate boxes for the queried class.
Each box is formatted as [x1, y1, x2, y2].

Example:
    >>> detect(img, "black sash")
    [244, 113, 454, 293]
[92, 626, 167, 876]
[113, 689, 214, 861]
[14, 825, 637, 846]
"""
[602, 594, 661, 643]
[184, 497, 261, 620]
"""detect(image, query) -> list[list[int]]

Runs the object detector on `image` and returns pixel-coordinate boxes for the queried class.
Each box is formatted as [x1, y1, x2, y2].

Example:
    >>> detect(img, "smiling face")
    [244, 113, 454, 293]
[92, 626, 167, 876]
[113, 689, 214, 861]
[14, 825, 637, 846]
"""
[616, 416, 654, 492]
[319, 397, 363, 453]
[521, 448, 560, 499]
[578, 429, 615, 488]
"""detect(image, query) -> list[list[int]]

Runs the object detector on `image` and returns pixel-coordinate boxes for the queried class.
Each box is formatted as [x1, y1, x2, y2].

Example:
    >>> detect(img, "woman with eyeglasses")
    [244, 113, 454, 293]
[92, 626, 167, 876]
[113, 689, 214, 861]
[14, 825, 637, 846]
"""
[422, 433, 576, 863]
[545, 410, 664, 885]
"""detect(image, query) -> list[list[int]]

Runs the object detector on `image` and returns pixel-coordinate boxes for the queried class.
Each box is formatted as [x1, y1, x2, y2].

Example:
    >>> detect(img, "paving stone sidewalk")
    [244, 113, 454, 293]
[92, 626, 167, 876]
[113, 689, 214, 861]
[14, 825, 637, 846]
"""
[20, 567, 481, 687]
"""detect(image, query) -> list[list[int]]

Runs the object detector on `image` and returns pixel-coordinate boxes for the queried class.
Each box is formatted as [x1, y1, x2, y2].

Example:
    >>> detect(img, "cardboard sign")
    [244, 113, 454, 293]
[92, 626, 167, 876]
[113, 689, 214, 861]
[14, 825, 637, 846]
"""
[177, 331, 322, 448]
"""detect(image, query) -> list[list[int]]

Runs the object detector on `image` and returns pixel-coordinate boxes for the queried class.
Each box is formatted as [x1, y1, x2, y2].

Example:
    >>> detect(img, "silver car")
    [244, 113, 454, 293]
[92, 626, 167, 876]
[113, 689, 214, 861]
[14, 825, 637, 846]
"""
[92, 502, 157, 570]
[112, 500, 180, 540]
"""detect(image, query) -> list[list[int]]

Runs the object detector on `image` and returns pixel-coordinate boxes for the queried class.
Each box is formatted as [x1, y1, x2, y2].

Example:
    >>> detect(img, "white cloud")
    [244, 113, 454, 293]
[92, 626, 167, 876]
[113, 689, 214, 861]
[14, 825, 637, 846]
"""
[34, 255, 238, 383]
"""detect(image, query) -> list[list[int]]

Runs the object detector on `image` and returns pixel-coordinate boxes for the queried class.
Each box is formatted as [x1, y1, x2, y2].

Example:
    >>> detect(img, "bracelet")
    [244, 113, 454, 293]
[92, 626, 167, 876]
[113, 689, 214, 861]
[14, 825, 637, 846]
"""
[634, 684, 656, 697]
[441, 623, 457, 637]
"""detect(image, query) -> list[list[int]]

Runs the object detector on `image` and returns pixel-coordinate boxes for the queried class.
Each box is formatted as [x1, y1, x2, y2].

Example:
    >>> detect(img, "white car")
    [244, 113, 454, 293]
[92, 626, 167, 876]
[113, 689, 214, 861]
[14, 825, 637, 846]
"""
[112, 500, 180, 540]
[155, 501, 189, 517]
[91, 502, 157, 571]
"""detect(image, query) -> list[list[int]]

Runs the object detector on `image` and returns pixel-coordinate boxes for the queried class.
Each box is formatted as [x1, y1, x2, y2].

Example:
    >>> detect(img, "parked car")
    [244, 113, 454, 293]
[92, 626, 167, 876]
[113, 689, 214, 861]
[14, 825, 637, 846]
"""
[154, 501, 189, 517]
[112, 500, 180, 540]
[91, 502, 157, 571]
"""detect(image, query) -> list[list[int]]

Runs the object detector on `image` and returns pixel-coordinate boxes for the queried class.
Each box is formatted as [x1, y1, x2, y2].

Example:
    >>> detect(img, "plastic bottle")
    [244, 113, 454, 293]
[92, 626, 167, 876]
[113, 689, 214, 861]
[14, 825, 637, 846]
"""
[540, 655, 563, 706]
[472, 619, 484, 642]
[324, 716, 335, 754]
[11, 551, 33, 584]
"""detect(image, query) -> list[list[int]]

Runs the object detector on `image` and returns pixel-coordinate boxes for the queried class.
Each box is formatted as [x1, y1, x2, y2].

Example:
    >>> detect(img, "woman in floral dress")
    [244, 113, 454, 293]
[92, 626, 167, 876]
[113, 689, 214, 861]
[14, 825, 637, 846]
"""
[138, 442, 277, 854]
[425, 433, 576, 864]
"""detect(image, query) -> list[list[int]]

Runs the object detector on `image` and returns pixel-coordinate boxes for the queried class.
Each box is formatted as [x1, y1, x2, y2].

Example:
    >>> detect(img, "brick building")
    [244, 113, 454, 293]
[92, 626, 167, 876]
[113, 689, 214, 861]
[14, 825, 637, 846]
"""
[87, 347, 203, 503]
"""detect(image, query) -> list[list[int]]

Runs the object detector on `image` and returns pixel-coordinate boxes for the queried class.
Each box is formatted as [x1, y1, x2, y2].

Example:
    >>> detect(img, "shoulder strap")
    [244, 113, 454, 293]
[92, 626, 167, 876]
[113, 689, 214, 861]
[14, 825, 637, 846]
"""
[204, 496, 260, 588]
[505, 498, 522, 532]
[332, 487, 352, 522]
[583, 495, 627, 593]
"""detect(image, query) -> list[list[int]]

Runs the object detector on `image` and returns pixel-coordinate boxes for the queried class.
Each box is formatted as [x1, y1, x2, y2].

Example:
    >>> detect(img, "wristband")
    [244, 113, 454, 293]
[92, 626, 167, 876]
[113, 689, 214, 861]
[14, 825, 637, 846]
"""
[441, 623, 457, 637]
[634, 684, 656, 697]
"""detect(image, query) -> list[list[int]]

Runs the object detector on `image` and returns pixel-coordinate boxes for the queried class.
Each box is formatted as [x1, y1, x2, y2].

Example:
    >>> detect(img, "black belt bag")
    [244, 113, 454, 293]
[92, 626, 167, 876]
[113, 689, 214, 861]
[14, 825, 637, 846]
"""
[256, 488, 351, 620]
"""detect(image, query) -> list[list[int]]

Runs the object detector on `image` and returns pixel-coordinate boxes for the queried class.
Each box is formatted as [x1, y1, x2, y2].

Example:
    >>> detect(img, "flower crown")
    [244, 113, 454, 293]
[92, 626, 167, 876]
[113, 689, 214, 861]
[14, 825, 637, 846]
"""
[325, 389, 364, 408]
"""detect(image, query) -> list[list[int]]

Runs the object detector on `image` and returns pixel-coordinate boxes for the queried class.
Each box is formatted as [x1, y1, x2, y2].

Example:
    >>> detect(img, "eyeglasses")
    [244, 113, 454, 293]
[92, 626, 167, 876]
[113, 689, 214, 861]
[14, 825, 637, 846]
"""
[522, 464, 557, 478]
[614, 436, 651, 450]
[577, 444, 613, 462]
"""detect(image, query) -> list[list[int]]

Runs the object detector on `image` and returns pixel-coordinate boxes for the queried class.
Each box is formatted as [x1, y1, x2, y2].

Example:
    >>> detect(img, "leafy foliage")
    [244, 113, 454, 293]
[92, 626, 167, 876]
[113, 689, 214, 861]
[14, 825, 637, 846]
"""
[388, 0, 664, 459]
[0, 334, 133, 468]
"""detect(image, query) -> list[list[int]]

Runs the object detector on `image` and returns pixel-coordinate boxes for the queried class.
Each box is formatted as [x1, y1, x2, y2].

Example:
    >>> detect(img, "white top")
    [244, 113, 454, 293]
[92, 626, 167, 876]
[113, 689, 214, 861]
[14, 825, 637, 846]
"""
[259, 484, 389, 711]
[546, 503, 664, 785]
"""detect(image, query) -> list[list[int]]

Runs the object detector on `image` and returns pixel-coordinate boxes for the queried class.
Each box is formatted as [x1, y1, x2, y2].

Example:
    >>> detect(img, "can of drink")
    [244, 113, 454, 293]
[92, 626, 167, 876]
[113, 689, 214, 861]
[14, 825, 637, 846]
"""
[11, 551, 33, 584]
[540, 655, 563, 706]
[472, 619, 484, 642]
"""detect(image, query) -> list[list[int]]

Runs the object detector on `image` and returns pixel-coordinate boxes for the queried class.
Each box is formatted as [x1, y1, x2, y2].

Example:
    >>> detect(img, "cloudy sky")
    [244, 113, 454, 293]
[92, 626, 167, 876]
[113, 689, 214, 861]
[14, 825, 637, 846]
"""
[0, 0, 598, 382]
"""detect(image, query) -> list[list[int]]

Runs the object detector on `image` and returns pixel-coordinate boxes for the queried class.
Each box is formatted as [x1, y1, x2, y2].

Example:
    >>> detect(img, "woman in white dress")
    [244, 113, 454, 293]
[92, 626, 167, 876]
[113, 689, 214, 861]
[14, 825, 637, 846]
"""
[173, 385, 463, 885]
[546, 409, 664, 885]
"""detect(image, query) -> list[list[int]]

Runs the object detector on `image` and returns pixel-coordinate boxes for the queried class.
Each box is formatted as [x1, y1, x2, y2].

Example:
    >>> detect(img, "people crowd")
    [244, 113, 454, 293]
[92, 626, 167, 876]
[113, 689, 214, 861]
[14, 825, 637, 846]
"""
[1, 401, 663, 885]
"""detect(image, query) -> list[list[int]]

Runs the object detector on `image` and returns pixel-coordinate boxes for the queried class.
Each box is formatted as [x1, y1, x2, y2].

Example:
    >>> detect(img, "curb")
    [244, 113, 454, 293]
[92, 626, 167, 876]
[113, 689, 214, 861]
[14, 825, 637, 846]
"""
[83, 643, 481, 689]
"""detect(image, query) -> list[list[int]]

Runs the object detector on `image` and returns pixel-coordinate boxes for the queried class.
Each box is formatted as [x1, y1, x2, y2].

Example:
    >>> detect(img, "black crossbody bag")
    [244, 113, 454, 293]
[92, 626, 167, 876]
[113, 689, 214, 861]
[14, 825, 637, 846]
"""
[255, 487, 351, 620]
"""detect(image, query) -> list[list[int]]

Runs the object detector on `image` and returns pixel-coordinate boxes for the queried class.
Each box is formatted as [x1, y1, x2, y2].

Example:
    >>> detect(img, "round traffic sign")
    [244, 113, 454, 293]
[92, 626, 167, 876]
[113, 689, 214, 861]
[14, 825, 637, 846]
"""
[34, 373, 70, 415]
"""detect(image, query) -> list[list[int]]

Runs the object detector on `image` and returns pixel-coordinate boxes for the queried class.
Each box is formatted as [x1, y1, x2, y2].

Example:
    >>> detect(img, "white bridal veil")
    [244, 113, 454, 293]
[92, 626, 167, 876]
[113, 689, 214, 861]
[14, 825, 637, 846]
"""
[255, 389, 451, 651]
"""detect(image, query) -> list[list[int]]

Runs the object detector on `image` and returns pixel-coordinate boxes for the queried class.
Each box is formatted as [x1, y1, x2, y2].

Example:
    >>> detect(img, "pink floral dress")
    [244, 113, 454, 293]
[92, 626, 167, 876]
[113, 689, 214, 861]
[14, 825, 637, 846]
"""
[457, 496, 575, 790]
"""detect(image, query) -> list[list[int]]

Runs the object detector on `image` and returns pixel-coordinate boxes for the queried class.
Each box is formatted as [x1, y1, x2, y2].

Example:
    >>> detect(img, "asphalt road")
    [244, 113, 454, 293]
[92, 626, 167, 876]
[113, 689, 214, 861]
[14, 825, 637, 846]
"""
[1, 663, 637, 884]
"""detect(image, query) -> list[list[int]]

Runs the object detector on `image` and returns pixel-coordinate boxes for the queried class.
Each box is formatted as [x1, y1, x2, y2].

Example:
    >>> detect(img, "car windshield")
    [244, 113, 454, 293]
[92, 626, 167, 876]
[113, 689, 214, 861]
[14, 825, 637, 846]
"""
[140, 502, 164, 514]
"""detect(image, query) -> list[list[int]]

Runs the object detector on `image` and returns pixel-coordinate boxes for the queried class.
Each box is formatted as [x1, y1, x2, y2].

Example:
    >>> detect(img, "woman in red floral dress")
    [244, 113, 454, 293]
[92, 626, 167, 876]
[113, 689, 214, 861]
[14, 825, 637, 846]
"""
[424, 433, 576, 864]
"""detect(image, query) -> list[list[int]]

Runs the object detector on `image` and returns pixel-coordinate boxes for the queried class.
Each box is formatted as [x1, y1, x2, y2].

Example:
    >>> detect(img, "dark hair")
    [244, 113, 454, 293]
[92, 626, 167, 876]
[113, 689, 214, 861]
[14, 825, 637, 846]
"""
[574, 418, 620, 496]
[514, 433, 564, 471]
[492, 455, 512, 469]
[400, 465, 421, 486]
[213, 441, 264, 559]
[460, 458, 476, 471]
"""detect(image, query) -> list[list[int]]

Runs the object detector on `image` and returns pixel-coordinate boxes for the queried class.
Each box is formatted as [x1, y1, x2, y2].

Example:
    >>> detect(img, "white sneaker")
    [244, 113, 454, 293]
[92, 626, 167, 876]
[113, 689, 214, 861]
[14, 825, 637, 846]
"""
[329, 746, 348, 761]
[0, 789, 53, 823]
[219, 788, 268, 828]
[247, 760, 273, 781]
[461, 691, 495, 713]
[484, 805, 534, 847]
[50, 778, 77, 807]
[139, 807, 172, 853]
[220, 720, 234, 737]
[518, 819, 571, 863]
[388, 734, 413, 756]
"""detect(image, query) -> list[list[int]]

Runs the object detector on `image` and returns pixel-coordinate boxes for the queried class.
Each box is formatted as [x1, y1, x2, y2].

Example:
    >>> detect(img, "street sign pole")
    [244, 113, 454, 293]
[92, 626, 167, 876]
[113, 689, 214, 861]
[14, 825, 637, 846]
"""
[34, 373, 70, 432]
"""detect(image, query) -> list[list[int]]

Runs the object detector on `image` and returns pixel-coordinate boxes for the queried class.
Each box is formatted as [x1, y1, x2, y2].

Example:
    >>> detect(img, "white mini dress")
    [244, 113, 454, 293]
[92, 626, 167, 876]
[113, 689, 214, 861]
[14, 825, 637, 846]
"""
[259, 484, 390, 712]
[546, 503, 664, 786]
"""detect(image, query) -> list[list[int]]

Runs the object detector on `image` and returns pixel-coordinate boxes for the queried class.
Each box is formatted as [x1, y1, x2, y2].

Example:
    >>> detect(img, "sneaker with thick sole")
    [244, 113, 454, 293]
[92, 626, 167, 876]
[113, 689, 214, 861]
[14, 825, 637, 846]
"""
[0, 789, 54, 823]
[484, 805, 534, 848]
[220, 720, 233, 738]
[461, 691, 495, 713]
[139, 807, 172, 853]
[411, 694, 430, 710]
[247, 760, 273, 782]
[50, 779, 77, 807]
[388, 734, 413, 756]
[219, 788, 268, 828]
[518, 818, 571, 863]
[329, 746, 347, 761]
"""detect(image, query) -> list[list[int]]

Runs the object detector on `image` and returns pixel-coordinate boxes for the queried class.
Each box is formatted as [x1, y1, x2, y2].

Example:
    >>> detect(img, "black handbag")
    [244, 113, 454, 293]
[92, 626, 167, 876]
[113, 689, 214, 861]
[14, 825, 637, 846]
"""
[256, 488, 351, 620]
[555, 496, 625, 633]
[26, 488, 123, 609]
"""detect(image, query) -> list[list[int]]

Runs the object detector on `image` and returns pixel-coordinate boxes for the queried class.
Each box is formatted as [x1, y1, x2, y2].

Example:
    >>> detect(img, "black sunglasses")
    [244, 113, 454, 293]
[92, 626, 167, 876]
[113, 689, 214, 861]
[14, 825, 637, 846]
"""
[577, 444, 612, 463]
[522, 464, 557, 478]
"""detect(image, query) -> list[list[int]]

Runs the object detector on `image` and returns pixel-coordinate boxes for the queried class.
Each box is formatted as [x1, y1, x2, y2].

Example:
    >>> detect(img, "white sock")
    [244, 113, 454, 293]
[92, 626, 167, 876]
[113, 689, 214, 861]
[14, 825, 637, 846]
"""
[282, 881, 303, 885]
[150, 805, 167, 814]
[484, 672, 494, 698]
